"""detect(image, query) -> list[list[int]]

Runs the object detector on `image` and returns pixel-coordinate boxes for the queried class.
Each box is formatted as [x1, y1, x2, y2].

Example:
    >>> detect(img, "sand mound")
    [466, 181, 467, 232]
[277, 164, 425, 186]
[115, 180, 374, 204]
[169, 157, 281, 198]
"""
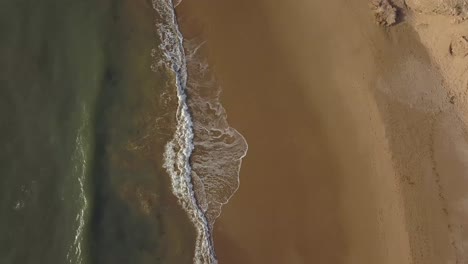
[450, 36, 468, 57]
[370, 0, 398, 26]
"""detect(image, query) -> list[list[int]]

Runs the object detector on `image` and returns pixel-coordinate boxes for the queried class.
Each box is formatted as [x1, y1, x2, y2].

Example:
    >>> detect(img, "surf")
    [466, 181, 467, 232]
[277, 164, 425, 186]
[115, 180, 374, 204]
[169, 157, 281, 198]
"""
[152, 0, 248, 263]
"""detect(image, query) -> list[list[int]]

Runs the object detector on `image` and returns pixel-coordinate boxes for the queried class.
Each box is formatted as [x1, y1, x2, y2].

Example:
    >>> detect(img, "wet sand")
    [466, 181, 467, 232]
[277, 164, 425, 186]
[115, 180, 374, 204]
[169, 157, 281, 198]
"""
[176, 0, 467, 263]
[199, 1, 410, 263]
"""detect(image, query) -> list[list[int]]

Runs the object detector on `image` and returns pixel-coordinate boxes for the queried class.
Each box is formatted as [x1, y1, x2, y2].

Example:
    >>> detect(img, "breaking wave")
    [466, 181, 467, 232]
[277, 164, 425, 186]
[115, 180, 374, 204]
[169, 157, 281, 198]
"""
[67, 106, 91, 264]
[152, 0, 248, 263]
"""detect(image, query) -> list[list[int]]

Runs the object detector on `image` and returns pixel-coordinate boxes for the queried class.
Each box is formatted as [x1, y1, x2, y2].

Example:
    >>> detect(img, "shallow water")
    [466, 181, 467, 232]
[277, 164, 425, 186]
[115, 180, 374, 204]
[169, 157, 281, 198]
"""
[0, 0, 197, 263]
[0, 0, 247, 262]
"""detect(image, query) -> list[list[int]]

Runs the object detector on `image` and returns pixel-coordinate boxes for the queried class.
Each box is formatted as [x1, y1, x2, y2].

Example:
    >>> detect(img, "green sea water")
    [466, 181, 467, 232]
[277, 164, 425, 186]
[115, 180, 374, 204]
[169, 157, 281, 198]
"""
[0, 0, 196, 263]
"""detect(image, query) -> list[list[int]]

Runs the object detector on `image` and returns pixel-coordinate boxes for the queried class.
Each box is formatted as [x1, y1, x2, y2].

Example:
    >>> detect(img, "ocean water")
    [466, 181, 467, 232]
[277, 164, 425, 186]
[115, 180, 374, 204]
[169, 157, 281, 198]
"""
[0, 0, 246, 263]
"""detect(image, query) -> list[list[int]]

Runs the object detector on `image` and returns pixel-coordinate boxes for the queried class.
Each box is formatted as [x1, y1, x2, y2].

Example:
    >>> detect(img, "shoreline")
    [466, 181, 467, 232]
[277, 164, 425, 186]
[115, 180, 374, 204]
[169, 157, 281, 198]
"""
[155, 1, 218, 262]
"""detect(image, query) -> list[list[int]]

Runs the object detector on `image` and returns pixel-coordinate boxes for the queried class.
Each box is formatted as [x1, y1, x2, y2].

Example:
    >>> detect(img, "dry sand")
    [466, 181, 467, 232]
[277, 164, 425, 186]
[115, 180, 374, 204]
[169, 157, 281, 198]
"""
[176, 0, 468, 263]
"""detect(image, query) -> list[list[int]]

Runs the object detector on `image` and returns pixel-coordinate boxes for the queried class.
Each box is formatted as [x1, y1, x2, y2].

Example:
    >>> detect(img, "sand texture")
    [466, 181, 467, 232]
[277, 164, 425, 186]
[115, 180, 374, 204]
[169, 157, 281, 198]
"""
[174, 0, 468, 263]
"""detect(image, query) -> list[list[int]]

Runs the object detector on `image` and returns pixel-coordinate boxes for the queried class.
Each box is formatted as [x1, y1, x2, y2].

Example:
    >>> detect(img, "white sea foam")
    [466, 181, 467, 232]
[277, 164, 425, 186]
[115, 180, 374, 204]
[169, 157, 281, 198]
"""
[152, 1, 248, 263]
[67, 107, 90, 264]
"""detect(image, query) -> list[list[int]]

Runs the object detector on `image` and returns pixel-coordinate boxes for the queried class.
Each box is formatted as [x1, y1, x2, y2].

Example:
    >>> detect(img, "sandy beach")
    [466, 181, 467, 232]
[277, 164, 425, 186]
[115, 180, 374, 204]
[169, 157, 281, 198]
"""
[175, 0, 468, 263]
[3, 0, 468, 263]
